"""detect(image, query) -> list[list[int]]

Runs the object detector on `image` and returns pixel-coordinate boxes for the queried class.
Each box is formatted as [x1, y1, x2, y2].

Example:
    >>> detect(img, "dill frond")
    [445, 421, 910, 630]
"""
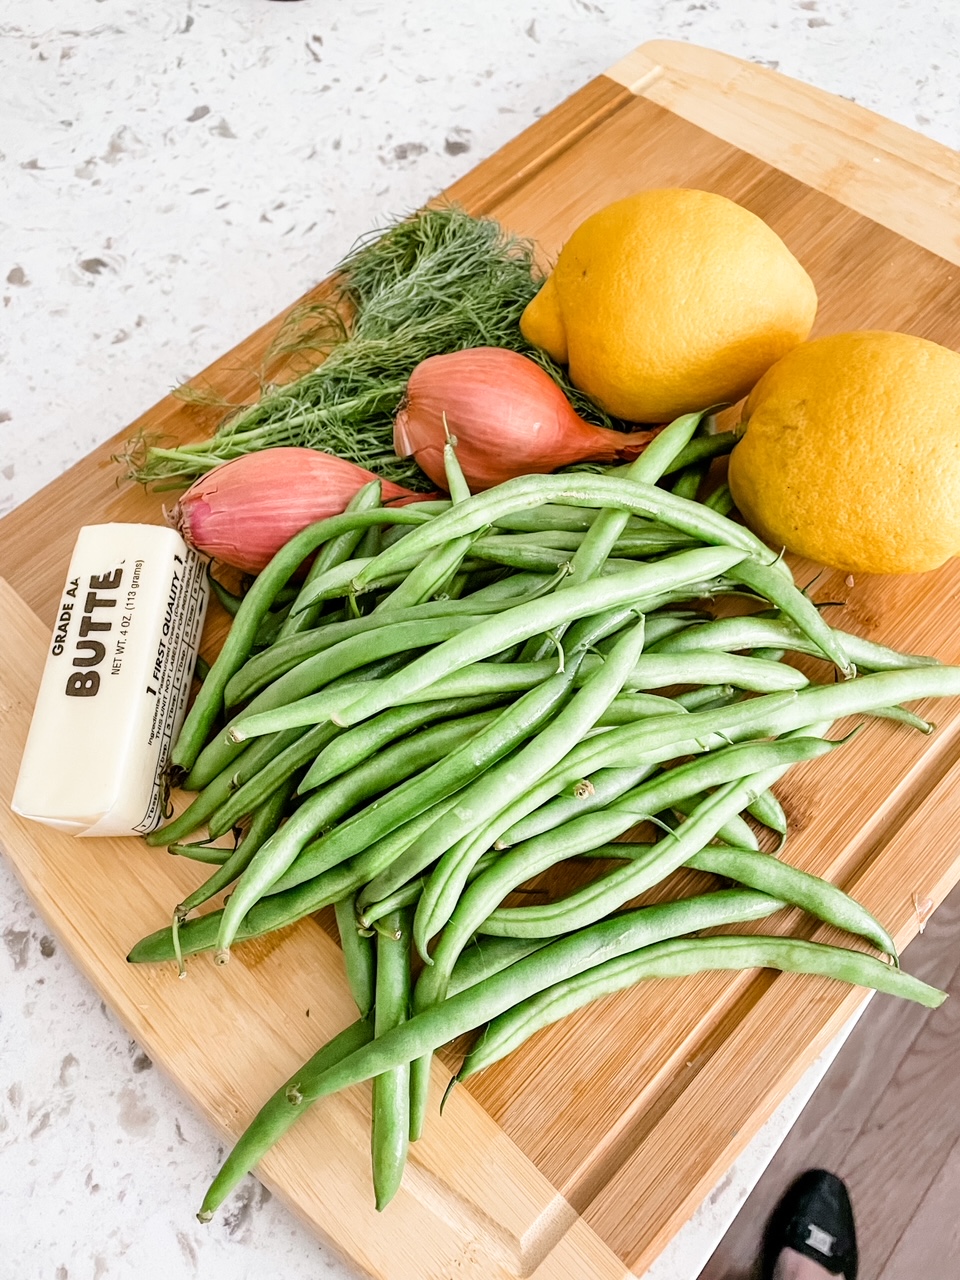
[128, 205, 629, 491]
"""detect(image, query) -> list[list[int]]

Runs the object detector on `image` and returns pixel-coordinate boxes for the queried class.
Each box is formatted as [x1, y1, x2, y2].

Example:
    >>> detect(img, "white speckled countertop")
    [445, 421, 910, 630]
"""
[2, 3, 958, 1277]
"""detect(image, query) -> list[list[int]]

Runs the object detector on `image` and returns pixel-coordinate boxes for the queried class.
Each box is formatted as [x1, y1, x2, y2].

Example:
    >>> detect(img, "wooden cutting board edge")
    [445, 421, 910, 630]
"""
[609, 41, 960, 269]
[4, 39, 960, 1280]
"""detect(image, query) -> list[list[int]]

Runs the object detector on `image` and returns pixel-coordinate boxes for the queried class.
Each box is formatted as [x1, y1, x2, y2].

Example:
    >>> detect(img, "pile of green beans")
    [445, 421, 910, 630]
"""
[131, 415, 955, 1219]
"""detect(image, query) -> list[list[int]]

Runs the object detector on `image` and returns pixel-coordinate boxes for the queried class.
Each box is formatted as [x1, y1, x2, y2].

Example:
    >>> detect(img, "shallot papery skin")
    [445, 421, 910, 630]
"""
[394, 347, 661, 491]
[169, 447, 427, 573]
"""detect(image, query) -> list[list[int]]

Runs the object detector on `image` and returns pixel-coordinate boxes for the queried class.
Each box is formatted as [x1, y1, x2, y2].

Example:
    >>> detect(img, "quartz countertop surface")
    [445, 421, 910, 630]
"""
[2, 2, 958, 1277]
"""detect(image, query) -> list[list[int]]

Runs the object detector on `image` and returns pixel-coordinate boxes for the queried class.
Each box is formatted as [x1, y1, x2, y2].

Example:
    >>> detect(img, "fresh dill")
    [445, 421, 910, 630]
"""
[124, 205, 627, 491]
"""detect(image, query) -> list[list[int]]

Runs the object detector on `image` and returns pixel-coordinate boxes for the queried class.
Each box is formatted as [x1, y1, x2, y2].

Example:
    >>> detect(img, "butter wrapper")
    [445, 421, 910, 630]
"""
[13, 523, 209, 836]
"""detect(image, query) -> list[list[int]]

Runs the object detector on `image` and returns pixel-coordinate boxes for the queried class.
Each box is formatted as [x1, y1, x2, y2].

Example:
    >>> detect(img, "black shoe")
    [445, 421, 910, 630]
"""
[761, 1169, 858, 1280]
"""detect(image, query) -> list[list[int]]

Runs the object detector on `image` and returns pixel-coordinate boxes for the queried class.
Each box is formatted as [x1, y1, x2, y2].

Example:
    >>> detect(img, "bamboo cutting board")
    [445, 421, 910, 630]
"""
[4, 41, 960, 1279]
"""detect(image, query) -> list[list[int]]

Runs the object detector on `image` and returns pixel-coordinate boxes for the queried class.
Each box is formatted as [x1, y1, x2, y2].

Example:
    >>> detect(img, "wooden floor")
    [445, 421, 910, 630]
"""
[700, 878, 960, 1279]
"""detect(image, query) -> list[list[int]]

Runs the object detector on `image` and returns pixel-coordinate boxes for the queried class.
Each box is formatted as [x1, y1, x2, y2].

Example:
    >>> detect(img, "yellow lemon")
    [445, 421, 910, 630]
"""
[729, 330, 960, 575]
[520, 188, 817, 422]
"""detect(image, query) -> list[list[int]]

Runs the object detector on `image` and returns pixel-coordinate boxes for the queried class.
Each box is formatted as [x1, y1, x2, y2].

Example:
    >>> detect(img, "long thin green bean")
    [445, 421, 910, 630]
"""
[205, 722, 340, 840]
[334, 893, 376, 1020]
[473, 743, 838, 942]
[332, 548, 748, 728]
[215, 710, 498, 958]
[411, 615, 649, 964]
[456, 935, 944, 1084]
[348, 473, 782, 592]
[371, 910, 412, 1208]
[176, 777, 298, 920]
[261, 669, 576, 896]
[301, 693, 510, 793]
[650, 613, 940, 672]
[197, 1017, 373, 1222]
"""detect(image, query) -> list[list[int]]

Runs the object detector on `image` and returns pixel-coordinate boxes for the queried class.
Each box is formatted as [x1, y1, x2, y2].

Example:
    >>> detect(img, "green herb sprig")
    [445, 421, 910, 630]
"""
[123, 206, 630, 491]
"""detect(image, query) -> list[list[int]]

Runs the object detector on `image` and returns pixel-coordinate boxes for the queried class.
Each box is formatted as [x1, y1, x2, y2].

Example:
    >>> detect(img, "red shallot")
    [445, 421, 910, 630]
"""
[394, 347, 660, 491]
[169, 448, 428, 573]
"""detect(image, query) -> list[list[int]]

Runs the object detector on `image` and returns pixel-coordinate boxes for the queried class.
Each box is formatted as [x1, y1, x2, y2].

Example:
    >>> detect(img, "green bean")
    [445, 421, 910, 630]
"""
[301, 693, 510, 793]
[748, 646, 786, 663]
[412, 616, 649, 964]
[461, 570, 556, 601]
[650, 614, 941, 672]
[187, 646, 417, 790]
[746, 788, 788, 836]
[447, 936, 553, 998]
[177, 778, 297, 920]
[208, 571, 243, 616]
[170, 507, 437, 773]
[615, 530, 700, 555]
[357, 877, 425, 926]
[147, 725, 306, 846]
[350, 473, 781, 593]
[672, 460, 709, 501]
[261, 670, 576, 897]
[685, 844, 897, 959]
[673, 684, 737, 710]
[252, 605, 292, 653]
[443, 435, 472, 503]
[231, 660, 561, 742]
[870, 705, 936, 733]
[520, 412, 704, 661]
[334, 548, 749, 728]
[206, 722, 340, 839]
[729, 558, 853, 677]
[494, 528, 697, 557]
[197, 1016, 374, 1221]
[594, 694, 688, 723]
[215, 710, 499, 958]
[470, 740, 838, 943]
[287, 556, 412, 610]
[657, 430, 737, 473]
[227, 591, 550, 708]
[334, 893, 376, 1019]
[568, 412, 705, 582]
[671, 793, 760, 852]
[457, 935, 944, 1085]
[279, 482, 384, 639]
[355, 522, 383, 561]
[371, 909, 412, 1208]
[704, 482, 735, 516]
[467, 540, 578, 573]
[489, 508, 656, 535]
[167, 841, 233, 865]
[375, 525, 485, 615]
[495, 764, 658, 848]
[606, 651, 809, 694]
[265, 892, 786, 1116]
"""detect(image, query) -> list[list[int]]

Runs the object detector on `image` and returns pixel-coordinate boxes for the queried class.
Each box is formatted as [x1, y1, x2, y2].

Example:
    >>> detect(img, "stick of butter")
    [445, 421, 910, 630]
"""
[13, 523, 210, 836]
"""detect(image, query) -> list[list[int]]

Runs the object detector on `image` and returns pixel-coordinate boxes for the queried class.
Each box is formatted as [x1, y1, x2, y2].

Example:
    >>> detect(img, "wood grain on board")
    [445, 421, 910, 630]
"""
[3, 40, 960, 1279]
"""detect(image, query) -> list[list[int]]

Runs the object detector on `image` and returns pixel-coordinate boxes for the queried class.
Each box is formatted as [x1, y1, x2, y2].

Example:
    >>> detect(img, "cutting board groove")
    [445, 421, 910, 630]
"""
[4, 41, 960, 1280]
